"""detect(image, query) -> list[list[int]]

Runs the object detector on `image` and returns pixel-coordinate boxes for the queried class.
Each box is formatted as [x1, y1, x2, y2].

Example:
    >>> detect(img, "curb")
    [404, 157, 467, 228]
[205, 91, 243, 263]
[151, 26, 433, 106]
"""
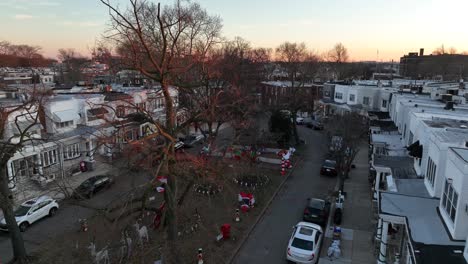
[227, 157, 304, 264]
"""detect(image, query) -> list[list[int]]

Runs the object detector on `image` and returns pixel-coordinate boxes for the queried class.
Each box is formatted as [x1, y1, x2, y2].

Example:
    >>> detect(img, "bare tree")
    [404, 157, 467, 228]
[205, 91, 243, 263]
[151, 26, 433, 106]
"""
[448, 47, 457, 55]
[328, 42, 349, 63]
[57, 48, 88, 85]
[432, 44, 447, 55]
[0, 89, 50, 263]
[99, 0, 222, 261]
[325, 112, 367, 191]
[327, 42, 349, 80]
[275, 42, 320, 144]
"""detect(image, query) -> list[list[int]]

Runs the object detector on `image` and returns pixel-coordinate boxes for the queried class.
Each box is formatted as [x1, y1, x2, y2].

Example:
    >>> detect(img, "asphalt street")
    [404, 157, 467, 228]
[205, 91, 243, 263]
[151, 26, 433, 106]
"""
[0, 169, 150, 263]
[233, 126, 337, 264]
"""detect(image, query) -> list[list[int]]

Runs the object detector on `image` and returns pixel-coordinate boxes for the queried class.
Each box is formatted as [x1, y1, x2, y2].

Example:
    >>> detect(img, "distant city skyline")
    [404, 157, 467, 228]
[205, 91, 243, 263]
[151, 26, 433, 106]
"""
[1, 0, 468, 61]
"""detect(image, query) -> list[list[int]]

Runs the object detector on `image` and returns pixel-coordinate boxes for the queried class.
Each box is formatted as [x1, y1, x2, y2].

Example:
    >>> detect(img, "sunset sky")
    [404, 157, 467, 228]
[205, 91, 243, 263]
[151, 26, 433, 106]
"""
[1, 0, 468, 61]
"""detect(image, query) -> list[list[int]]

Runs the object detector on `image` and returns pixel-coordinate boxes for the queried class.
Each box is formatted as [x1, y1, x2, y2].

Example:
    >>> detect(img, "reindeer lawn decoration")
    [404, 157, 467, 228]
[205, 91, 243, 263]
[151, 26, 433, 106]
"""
[134, 220, 149, 245]
[119, 230, 133, 260]
[88, 242, 110, 264]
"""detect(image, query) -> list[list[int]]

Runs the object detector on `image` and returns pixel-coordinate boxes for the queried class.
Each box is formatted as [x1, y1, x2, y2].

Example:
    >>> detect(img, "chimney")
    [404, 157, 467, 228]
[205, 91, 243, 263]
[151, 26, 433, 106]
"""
[419, 48, 424, 56]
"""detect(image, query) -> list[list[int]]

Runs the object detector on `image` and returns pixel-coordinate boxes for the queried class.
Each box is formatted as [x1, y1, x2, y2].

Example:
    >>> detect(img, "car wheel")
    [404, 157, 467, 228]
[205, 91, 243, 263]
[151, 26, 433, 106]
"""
[19, 222, 29, 232]
[49, 207, 58, 217]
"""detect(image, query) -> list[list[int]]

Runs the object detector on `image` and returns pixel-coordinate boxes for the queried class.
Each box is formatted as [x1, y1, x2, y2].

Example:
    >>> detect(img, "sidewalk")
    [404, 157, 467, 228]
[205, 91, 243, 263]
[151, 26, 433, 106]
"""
[320, 144, 375, 264]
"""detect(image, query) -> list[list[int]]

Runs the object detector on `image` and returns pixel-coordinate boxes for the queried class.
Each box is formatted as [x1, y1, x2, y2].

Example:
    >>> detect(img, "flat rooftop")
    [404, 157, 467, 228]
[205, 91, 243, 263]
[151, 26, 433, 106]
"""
[451, 147, 468, 163]
[380, 191, 465, 246]
[373, 155, 417, 179]
[371, 134, 406, 156]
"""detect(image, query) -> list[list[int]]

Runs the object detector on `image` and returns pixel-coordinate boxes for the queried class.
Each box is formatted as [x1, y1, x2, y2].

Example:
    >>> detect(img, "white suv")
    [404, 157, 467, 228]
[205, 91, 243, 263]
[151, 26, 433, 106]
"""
[0, 195, 59, 232]
[286, 222, 323, 264]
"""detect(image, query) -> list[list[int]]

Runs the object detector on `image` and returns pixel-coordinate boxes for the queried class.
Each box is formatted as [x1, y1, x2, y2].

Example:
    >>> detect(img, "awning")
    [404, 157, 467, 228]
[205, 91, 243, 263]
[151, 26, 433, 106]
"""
[407, 140, 423, 158]
[88, 107, 108, 116]
[53, 110, 80, 122]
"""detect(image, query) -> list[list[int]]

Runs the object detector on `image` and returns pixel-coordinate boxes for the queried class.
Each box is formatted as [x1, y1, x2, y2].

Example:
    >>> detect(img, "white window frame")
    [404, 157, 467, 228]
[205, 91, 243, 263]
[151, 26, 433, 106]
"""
[426, 157, 436, 187]
[63, 143, 81, 160]
[42, 149, 58, 167]
[335, 92, 343, 100]
[55, 121, 73, 128]
[382, 99, 387, 108]
[349, 94, 355, 102]
[442, 179, 458, 223]
[363, 96, 370, 105]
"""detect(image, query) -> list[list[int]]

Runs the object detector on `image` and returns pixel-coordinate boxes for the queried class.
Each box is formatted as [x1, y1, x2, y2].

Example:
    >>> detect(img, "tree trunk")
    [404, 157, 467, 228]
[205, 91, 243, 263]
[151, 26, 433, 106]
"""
[0, 160, 28, 263]
[161, 82, 182, 263]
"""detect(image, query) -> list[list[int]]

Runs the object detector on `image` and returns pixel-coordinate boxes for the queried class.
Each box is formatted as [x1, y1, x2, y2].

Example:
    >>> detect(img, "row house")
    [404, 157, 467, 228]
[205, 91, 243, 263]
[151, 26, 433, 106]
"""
[317, 79, 432, 118]
[258, 81, 322, 113]
[370, 84, 468, 264]
[4, 85, 180, 201]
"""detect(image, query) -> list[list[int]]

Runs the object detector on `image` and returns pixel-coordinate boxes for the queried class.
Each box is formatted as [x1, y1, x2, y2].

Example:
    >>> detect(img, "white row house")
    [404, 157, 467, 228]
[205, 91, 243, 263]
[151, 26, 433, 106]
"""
[371, 83, 468, 264]
[3, 85, 180, 201]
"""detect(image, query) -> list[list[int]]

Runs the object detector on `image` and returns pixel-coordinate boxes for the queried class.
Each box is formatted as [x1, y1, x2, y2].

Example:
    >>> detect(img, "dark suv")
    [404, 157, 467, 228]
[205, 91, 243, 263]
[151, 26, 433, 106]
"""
[73, 175, 114, 199]
[320, 159, 337, 177]
[303, 198, 330, 226]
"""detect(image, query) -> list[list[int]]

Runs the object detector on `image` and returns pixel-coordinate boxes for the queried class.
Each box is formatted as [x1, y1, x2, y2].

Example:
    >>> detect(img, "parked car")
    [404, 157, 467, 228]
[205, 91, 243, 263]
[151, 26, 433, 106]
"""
[306, 120, 323, 130]
[73, 175, 114, 199]
[320, 159, 337, 177]
[286, 221, 323, 264]
[0, 195, 59, 232]
[296, 117, 305, 125]
[175, 140, 185, 150]
[303, 198, 331, 226]
[180, 134, 204, 148]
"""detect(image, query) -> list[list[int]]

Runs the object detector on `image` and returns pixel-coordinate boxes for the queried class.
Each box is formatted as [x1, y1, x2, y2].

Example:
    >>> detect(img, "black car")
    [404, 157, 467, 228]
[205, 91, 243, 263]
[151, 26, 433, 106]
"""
[320, 159, 338, 177]
[303, 198, 330, 226]
[306, 120, 324, 130]
[73, 175, 114, 199]
[180, 134, 204, 148]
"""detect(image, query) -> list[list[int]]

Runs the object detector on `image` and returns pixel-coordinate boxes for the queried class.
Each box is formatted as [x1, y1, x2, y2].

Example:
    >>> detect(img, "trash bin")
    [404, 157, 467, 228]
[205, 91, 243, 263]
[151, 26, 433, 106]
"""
[221, 224, 231, 240]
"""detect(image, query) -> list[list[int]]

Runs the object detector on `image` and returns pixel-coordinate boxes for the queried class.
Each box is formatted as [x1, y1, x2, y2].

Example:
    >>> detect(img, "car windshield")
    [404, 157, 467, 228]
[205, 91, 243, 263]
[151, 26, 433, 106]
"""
[323, 160, 336, 168]
[80, 179, 94, 188]
[308, 199, 325, 210]
[14, 205, 31, 216]
[291, 237, 314, 251]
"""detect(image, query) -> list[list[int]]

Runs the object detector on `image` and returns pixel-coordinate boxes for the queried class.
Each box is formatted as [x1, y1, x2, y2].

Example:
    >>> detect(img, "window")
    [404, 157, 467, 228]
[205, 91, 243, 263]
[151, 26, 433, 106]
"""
[426, 157, 437, 187]
[408, 132, 414, 145]
[382, 100, 387, 108]
[363, 97, 370, 105]
[42, 149, 58, 167]
[335, 92, 343, 100]
[116, 105, 126, 118]
[442, 179, 458, 223]
[55, 121, 73, 128]
[63, 143, 81, 160]
[349, 94, 355, 102]
[375, 146, 387, 155]
[12, 159, 27, 177]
